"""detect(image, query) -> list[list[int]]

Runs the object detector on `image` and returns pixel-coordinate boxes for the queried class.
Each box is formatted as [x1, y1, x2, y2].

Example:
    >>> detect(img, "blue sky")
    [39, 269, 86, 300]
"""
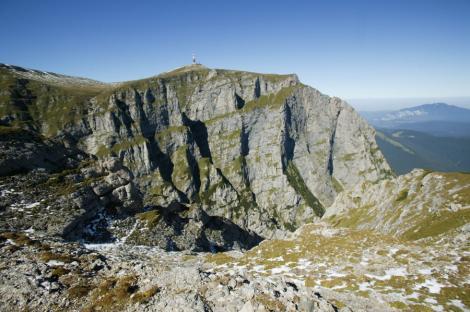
[1, 0, 469, 107]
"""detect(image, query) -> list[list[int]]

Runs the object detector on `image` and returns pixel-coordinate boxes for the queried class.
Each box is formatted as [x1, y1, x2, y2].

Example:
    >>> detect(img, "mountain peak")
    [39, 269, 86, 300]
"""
[403, 102, 465, 112]
[159, 63, 208, 76]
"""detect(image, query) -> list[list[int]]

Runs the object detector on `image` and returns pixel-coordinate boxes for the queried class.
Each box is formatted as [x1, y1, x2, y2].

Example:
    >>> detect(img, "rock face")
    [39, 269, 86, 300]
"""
[0, 63, 392, 240]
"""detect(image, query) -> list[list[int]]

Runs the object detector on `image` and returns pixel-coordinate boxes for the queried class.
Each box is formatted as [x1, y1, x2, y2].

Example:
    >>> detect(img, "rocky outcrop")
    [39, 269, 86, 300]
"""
[0, 63, 392, 239]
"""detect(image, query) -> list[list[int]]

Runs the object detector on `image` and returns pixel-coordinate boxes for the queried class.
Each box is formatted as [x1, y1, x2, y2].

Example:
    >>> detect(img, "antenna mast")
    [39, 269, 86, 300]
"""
[192, 53, 196, 64]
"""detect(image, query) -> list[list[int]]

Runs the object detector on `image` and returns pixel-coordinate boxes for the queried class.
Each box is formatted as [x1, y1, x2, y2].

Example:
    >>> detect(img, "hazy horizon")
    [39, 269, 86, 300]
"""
[347, 96, 470, 111]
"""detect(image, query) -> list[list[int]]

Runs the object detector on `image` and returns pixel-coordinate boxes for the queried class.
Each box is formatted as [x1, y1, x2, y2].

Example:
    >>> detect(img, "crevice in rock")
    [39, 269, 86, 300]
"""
[280, 103, 295, 170]
[327, 109, 342, 176]
[156, 151, 174, 182]
[114, 98, 134, 137]
[182, 113, 212, 159]
[235, 93, 245, 109]
[187, 144, 202, 199]
[240, 120, 250, 157]
[254, 77, 261, 98]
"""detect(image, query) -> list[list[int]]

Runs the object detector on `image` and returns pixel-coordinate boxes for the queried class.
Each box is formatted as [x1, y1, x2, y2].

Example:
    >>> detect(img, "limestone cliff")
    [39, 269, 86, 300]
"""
[0, 63, 392, 237]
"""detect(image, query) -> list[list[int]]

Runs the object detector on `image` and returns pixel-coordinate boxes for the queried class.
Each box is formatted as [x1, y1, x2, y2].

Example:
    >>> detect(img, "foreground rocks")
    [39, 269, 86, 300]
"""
[1, 218, 468, 311]
[0, 233, 344, 312]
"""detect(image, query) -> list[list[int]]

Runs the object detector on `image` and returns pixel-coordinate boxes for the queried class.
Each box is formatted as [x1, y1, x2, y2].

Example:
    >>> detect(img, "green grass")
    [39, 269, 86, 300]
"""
[242, 85, 299, 112]
[285, 160, 324, 217]
[136, 210, 161, 227]
[95, 135, 147, 157]
[341, 153, 356, 161]
[171, 145, 194, 192]
[402, 209, 470, 240]
[332, 177, 344, 193]
[395, 189, 409, 202]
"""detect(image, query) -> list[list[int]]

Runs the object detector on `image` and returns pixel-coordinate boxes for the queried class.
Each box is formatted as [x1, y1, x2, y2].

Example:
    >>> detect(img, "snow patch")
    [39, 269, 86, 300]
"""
[47, 260, 65, 266]
[326, 269, 347, 278]
[449, 300, 470, 312]
[389, 247, 399, 256]
[365, 267, 408, 281]
[271, 265, 291, 274]
[414, 278, 445, 294]
[418, 268, 432, 275]
[84, 243, 121, 250]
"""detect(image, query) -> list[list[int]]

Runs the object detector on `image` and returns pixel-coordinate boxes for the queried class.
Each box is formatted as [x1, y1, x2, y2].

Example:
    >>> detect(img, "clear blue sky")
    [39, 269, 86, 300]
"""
[1, 0, 469, 102]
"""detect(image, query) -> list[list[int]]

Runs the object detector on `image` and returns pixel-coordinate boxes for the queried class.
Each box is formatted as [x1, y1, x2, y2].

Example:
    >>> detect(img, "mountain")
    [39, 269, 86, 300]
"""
[361, 103, 470, 137]
[0, 62, 392, 240]
[1, 63, 468, 312]
[375, 128, 470, 174]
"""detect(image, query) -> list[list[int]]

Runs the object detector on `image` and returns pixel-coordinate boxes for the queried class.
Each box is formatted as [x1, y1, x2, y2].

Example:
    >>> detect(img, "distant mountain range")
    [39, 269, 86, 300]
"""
[359, 103, 470, 174]
[361, 103, 470, 137]
[375, 128, 470, 174]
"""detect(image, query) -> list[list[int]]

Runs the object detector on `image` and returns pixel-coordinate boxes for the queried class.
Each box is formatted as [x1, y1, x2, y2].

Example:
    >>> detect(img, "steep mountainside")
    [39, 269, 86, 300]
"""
[0, 63, 392, 238]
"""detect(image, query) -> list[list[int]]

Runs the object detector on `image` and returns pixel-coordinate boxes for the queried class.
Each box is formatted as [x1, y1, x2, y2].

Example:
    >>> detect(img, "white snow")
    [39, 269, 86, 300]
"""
[414, 278, 445, 294]
[360, 257, 369, 266]
[9, 201, 41, 211]
[365, 267, 408, 281]
[297, 258, 312, 269]
[358, 282, 373, 291]
[418, 268, 433, 275]
[385, 267, 408, 277]
[47, 260, 65, 266]
[251, 265, 265, 273]
[366, 267, 406, 281]
[84, 243, 121, 250]
[271, 265, 291, 274]
[326, 269, 347, 278]
[425, 298, 438, 304]
[445, 264, 458, 272]
[405, 292, 421, 300]
[331, 282, 348, 290]
[449, 300, 470, 312]
[388, 247, 399, 256]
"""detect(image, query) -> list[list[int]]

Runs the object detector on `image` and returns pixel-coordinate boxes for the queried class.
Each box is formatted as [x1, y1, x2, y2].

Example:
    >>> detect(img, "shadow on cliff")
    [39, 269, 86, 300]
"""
[124, 202, 264, 252]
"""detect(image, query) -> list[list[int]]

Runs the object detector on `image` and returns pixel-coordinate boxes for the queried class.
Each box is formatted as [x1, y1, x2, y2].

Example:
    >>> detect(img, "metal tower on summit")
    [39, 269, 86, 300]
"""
[192, 53, 196, 64]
